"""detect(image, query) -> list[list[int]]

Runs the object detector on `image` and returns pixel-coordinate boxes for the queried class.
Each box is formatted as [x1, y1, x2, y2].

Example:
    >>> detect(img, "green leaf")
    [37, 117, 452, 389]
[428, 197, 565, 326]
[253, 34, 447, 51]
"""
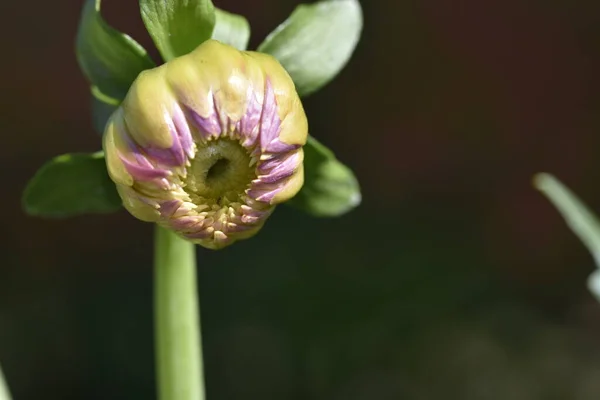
[140, 0, 216, 61]
[23, 152, 122, 218]
[212, 8, 250, 50]
[534, 173, 600, 263]
[0, 361, 11, 400]
[534, 173, 600, 301]
[288, 136, 361, 217]
[76, 0, 155, 100]
[589, 271, 600, 303]
[257, 0, 363, 97]
[91, 86, 120, 135]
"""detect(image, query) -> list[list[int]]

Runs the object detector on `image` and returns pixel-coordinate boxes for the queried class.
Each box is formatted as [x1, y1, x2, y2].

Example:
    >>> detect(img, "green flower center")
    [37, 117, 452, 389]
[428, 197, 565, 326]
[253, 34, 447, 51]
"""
[183, 139, 255, 206]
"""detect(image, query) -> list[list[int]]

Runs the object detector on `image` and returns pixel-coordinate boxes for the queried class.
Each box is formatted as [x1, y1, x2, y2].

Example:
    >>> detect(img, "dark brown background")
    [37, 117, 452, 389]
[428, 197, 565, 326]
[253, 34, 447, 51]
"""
[3, 0, 600, 398]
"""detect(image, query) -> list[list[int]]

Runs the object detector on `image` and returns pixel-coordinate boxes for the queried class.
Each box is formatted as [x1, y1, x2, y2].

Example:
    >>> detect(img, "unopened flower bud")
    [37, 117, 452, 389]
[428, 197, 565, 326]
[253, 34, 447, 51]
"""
[104, 40, 308, 249]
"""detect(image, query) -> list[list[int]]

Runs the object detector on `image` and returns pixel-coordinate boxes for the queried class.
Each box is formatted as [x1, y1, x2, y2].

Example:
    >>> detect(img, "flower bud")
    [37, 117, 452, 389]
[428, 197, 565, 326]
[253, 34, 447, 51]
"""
[104, 40, 308, 249]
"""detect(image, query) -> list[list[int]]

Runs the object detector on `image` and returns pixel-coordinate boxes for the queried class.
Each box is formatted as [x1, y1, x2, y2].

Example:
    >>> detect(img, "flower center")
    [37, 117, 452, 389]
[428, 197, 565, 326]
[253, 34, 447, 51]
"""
[206, 158, 231, 182]
[183, 139, 255, 206]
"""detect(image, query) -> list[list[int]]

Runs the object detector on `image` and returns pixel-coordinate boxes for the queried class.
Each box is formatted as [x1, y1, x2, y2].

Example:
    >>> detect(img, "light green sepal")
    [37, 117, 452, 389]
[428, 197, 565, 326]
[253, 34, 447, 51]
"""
[23, 152, 122, 218]
[258, 0, 363, 97]
[287, 136, 361, 217]
[76, 0, 155, 100]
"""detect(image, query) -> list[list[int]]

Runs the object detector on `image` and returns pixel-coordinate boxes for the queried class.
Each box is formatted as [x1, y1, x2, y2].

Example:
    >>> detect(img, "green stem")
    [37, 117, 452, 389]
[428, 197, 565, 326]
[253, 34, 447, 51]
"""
[0, 363, 12, 400]
[154, 226, 205, 400]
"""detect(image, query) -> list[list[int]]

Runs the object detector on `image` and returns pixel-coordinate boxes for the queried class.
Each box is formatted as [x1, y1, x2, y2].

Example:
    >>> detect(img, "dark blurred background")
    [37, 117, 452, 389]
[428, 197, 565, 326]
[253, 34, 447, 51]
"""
[3, 0, 600, 398]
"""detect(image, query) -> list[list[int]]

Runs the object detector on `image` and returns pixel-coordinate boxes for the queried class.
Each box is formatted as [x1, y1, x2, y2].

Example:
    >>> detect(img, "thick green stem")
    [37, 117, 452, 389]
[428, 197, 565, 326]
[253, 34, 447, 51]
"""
[154, 226, 205, 400]
[0, 363, 11, 400]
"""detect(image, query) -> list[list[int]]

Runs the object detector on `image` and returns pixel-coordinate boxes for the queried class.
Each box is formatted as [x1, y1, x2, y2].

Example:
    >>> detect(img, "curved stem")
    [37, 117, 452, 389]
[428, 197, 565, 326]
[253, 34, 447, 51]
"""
[154, 226, 205, 400]
[0, 363, 12, 400]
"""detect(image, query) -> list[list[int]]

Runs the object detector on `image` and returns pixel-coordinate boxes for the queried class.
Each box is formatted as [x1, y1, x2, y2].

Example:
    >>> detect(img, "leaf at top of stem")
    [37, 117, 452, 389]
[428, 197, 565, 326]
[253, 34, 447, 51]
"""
[258, 0, 363, 97]
[287, 136, 361, 217]
[91, 86, 120, 135]
[23, 152, 122, 218]
[76, 0, 155, 100]
[140, 0, 216, 62]
[211, 8, 250, 51]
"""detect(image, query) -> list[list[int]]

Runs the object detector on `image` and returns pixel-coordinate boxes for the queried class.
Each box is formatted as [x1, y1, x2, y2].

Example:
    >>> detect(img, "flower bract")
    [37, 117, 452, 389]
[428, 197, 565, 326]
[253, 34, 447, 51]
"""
[104, 40, 308, 249]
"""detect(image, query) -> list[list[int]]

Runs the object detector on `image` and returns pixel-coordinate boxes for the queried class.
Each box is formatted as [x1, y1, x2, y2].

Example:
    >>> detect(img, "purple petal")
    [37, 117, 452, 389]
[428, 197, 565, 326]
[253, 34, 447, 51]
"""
[187, 92, 222, 139]
[172, 103, 195, 158]
[185, 228, 214, 239]
[120, 155, 171, 181]
[246, 183, 283, 203]
[247, 190, 277, 203]
[170, 216, 204, 231]
[259, 79, 282, 152]
[145, 127, 185, 166]
[159, 200, 182, 218]
[121, 132, 155, 168]
[258, 151, 301, 175]
[265, 141, 299, 154]
[259, 168, 295, 184]
[226, 223, 256, 233]
[239, 89, 262, 147]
